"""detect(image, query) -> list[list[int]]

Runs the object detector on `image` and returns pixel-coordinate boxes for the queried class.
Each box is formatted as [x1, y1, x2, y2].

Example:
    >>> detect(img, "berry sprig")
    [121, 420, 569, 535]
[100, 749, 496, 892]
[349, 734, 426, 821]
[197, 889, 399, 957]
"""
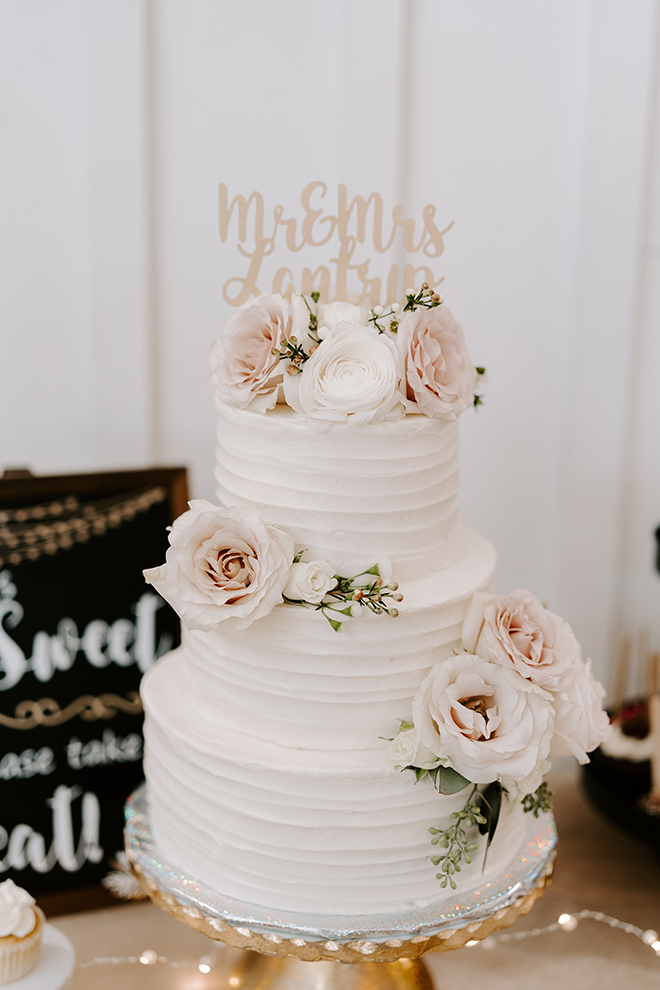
[403, 282, 444, 312]
[369, 283, 444, 334]
[271, 336, 315, 376]
[284, 563, 404, 632]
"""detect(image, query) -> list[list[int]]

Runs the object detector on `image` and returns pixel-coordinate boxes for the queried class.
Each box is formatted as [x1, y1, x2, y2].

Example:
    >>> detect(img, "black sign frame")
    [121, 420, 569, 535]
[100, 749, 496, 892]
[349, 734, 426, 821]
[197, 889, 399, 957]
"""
[0, 467, 187, 915]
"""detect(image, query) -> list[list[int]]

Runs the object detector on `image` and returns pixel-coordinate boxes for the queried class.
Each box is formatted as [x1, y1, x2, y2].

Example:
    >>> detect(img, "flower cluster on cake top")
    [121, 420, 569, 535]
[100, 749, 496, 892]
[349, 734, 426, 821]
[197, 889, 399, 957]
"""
[387, 589, 611, 888]
[211, 287, 484, 425]
[143, 501, 401, 633]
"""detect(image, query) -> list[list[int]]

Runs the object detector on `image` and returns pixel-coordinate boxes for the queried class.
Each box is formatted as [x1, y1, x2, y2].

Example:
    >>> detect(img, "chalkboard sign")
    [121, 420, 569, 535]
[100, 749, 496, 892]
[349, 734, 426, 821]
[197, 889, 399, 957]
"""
[0, 468, 187, 912]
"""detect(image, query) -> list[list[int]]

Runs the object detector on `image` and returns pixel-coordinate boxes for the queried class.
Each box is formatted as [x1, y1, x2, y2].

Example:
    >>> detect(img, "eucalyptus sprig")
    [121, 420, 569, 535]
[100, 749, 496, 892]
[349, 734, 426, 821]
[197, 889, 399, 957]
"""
[521, 781, 554, 818]
[429, 785, 487, 889]
[283, 561, 403, 632]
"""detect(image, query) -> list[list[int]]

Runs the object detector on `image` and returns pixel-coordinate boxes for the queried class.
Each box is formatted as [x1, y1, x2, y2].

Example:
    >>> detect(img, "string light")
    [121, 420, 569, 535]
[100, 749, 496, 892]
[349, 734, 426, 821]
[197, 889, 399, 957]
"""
[77, 909, 660, 973]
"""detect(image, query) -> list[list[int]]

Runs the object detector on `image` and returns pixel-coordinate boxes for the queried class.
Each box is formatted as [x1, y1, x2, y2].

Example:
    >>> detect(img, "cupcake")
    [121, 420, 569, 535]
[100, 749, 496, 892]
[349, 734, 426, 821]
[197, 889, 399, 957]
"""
[0, 880, 43, 985]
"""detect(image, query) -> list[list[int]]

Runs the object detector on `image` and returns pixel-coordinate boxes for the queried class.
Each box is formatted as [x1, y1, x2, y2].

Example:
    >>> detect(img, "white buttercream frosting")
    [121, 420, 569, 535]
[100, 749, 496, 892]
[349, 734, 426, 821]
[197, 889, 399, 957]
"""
[141, 392, 534, 916]
[215, 398, 460, 581]
[142, 530, 514, 914]
[0, 881, 36, 939]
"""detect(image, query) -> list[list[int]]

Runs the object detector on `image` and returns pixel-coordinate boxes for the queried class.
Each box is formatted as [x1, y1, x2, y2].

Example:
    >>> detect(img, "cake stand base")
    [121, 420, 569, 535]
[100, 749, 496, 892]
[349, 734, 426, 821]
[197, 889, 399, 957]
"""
[229, 953, 433, 990]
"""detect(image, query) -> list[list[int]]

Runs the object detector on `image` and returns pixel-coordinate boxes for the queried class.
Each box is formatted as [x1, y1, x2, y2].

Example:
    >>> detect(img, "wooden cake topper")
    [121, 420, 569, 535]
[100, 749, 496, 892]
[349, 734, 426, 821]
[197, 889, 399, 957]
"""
[219, 181, 454, 307]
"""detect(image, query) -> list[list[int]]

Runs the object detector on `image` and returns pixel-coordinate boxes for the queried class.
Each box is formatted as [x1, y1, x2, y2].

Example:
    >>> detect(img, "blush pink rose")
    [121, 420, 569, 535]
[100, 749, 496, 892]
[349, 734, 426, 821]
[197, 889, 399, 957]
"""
[143, 500, 294, 630]
[412, 654, 553, 786]
[462, 589, 580, 693]
[211, 294, 302, 413]
[396, 306, 477, 420]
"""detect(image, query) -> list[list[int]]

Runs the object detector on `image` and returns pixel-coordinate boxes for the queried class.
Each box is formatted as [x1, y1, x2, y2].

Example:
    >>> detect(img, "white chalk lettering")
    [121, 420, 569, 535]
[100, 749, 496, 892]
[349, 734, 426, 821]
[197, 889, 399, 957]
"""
[0, 572, 172, 691]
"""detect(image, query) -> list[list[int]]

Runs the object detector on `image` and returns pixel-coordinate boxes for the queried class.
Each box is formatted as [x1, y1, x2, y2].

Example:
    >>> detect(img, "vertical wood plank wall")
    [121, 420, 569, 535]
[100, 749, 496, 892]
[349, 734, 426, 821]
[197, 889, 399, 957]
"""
[2, 0, 659, 691]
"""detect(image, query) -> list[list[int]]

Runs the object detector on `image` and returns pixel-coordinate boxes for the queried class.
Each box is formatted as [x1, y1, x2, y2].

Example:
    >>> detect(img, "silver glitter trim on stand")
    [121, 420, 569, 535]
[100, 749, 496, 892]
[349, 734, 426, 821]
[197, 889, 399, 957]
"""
[125, 784, 556, 944]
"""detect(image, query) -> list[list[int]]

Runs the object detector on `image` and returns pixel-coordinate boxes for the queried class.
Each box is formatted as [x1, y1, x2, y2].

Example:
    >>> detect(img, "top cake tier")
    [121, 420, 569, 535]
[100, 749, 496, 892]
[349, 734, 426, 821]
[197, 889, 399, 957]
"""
[215, 398, 461, 581]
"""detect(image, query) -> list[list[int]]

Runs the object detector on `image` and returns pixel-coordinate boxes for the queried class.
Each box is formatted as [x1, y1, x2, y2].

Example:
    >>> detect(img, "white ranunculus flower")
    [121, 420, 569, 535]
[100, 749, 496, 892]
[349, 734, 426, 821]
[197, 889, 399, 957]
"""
[143, 500, 294, 631]
[550, 659, 611, 763]
[0, 880, 36, 938]
[318, 301, 369, 330]
[462, 589, 580, 693]
[412, 654, 554, 785]
[388, 728, 441, 770]
[283, 323, 404, 425]
[283, 559, 337, 604]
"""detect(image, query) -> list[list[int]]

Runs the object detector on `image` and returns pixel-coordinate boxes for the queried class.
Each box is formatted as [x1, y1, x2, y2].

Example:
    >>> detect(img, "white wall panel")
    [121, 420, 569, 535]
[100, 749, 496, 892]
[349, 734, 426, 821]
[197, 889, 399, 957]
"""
[0, 0, 150, 473]
[403, 1, 592, 615]
[556, 0, 658, 683]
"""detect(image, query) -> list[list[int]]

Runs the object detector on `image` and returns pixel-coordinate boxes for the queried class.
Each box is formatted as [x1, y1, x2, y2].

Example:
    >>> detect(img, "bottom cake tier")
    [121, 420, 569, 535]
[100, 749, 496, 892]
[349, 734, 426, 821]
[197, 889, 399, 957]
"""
[142, 651, 527, 916]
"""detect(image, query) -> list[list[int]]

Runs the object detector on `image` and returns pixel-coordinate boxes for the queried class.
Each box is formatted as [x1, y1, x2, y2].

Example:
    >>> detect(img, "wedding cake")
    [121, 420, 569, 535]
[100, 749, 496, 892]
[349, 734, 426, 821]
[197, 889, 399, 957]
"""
[140, 289, 610, 916]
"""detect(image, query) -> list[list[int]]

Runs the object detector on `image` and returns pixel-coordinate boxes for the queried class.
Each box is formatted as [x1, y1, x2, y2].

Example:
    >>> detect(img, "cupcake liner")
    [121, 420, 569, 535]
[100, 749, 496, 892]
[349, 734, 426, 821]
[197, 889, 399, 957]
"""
[0, 907, 44, 985]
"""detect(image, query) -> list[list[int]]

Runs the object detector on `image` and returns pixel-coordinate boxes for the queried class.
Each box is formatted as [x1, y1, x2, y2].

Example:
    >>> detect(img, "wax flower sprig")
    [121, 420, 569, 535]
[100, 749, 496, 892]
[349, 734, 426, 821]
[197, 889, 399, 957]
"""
[271, 335, 314, 376]
[283, 556, 404, 632]
[368, 283, 444, 334]
[270, 292, 323, 375]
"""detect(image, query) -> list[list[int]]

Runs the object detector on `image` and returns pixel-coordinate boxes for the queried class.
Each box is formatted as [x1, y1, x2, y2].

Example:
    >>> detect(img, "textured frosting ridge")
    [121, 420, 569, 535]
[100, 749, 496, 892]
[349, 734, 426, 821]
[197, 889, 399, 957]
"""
[215, 399, 460, 580]
[142, 398, 517, 915]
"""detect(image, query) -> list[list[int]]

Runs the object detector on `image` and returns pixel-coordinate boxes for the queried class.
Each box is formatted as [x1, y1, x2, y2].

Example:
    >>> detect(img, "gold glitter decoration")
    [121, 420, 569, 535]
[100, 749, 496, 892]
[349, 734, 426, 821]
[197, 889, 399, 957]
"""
[127, 854, 555, 965]
[0, 691, 142, 730]
[0, 486, 167, 567]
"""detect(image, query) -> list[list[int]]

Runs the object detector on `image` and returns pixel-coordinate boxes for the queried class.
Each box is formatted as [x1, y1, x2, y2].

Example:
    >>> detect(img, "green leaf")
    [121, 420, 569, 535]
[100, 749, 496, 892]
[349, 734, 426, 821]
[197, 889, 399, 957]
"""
[413, 767, 428, 783]
[476, 366, 486, 375]
[292, 549, 307, 564]
[476, 782, 503, 868]
[397, 719, 415, 732]
[363, 563, 381, 576]
[434, 766, 471, 795]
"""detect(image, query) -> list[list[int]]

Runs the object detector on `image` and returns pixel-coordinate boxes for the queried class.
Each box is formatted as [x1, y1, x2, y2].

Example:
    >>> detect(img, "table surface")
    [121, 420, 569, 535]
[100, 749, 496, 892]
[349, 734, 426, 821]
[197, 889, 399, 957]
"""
[51, 765, 660, 989]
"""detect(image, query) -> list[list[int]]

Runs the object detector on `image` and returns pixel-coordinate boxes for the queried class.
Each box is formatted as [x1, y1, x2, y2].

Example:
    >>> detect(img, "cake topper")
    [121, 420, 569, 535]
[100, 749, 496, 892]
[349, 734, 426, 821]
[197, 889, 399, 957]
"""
[219, 181, 454, 307]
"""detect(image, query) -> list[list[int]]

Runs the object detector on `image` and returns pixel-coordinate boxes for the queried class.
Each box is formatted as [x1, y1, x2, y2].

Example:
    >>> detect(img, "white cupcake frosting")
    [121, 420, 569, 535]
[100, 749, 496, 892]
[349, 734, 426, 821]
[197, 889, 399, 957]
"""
[0, 880, 36, 938]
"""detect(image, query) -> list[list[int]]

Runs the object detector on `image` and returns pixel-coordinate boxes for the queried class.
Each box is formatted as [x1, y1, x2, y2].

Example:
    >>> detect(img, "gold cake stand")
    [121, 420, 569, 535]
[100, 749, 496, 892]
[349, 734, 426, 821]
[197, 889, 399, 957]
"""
[125, 785, 556, 989]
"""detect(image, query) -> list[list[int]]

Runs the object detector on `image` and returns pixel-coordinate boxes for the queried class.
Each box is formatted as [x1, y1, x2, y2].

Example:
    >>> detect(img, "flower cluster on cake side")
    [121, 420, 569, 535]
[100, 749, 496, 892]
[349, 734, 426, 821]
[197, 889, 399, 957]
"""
[144, 500, 401, 633]
[388, 589, 611, 888]
[210, 286, 485, 424]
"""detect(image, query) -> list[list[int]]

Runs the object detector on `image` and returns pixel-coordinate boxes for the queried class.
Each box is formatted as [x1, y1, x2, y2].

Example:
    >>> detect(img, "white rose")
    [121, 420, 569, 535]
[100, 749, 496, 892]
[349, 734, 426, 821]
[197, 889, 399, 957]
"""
[412, 654, 554, 785]
[550, 659, 611, 763]
[143, 500, 294, 631]
[388, 728, 441, 770]
[0, 880, 36, 938]
[211, 293, 305, 413]
[318, 301, 369, 330]
[284, 323, 404, 425]
[283, 560, 337, 604]
[462, 589, 580, 693]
